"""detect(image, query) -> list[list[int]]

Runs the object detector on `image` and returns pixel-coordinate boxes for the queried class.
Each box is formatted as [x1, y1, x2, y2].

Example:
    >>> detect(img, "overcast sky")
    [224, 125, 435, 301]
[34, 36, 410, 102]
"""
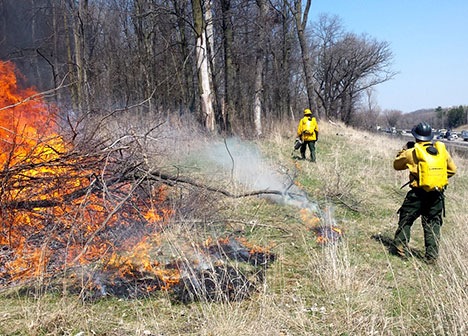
[311, 0, 468, 113]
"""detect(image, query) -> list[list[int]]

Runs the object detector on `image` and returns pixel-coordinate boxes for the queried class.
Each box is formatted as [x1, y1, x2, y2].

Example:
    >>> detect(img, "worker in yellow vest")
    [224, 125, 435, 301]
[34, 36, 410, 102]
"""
[296, 109, 318, 162]
[393, 122, 456, 263]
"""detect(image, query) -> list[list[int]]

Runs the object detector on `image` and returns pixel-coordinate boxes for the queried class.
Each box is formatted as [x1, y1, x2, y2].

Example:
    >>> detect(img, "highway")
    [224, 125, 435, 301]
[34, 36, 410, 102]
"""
[388, 131, 468, 152]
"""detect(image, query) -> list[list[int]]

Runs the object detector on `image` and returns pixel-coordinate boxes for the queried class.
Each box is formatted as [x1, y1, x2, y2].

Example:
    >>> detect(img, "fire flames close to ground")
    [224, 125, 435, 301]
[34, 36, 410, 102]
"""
[0, 61, 275, 301]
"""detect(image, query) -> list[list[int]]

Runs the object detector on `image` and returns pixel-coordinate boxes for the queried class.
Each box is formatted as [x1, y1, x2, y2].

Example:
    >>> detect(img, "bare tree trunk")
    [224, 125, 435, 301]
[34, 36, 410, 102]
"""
[30, 0, 44, 90]
[293, 0, 317, 117]
[205, 0, 215, 66]
[280, 2, 293, 121]
[133, 0, 154, 113]
[80, 0, 90, 110]
[220, 0, 233, 134]
[72, 1, 83, 111]
[204, 0, 223, 133]
[173, 0, 194, 111]
[290, 105, 295, 121]
[62, 0, 78, 110]
[253, 72, 263, 136]
[70, 0, 90, 112]
[52, 0, 60, 103]
[192, 0, 215, 131]
[253, 0, 267, 136]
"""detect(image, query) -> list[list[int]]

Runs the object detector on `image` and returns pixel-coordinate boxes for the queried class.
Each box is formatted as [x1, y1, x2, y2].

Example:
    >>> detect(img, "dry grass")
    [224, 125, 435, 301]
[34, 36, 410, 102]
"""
[1, 116, 468, 335]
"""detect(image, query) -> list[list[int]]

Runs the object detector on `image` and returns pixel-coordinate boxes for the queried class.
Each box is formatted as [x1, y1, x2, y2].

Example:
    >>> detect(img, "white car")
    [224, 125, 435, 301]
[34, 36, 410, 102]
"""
[447, 132, 458, 140]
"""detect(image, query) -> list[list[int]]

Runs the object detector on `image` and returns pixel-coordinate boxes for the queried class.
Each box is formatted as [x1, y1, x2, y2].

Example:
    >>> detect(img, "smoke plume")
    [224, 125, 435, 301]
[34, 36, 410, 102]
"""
[201, 138, 321, 214]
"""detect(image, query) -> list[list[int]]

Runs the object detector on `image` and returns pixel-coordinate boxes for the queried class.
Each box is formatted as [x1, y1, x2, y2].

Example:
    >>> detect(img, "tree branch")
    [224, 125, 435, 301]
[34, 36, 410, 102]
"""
[145, 170, 285, 198]
[0, 74, 74, 112]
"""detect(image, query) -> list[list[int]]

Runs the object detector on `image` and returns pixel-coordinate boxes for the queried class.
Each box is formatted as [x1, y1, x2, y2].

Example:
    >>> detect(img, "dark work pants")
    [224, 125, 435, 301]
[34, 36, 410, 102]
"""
[300, 141, 316, 162]
[394, 188, 444, 260]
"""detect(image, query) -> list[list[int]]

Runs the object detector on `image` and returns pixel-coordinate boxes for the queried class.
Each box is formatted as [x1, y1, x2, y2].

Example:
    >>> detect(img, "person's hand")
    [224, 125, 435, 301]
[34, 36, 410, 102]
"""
[406, 141, 415, 149]
[396, 149, 405, 157]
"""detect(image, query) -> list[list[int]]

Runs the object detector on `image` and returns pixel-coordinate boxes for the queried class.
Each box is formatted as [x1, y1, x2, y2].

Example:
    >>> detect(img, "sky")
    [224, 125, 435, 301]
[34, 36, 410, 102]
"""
[311, 0, 468, 113]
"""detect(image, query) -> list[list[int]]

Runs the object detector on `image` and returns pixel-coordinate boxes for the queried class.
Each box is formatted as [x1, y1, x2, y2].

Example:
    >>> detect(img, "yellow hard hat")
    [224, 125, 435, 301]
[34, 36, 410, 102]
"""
[304, 109, 312, 115]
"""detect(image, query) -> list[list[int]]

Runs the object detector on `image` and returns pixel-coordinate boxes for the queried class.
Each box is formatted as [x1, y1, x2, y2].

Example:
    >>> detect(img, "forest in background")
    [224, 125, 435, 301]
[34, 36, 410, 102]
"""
[0, 0, 396, 135]
[395, 106, 468, 130]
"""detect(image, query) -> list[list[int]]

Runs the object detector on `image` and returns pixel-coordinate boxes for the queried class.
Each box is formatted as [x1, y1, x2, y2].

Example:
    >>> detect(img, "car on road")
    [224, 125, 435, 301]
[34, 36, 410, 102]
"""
[447, 131, 458, 141]
[461, 130, 468, 141]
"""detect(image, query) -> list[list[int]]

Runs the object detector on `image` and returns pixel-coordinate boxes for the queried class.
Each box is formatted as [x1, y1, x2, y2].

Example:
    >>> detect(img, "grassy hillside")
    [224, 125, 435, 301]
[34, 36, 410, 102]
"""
[454, 124, 468, 132]
[1, 120, 467, 335]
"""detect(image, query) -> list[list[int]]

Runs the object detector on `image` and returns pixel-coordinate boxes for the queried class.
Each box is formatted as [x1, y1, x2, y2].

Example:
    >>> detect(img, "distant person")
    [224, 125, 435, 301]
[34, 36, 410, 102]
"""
[393, 122, 457, 264]
[296, 109, 318, 162]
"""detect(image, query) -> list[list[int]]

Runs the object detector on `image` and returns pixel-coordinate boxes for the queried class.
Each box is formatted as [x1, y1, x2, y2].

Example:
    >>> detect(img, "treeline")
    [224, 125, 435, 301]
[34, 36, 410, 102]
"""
[386, 106, 468, 130]
[0, 0, 394, 135]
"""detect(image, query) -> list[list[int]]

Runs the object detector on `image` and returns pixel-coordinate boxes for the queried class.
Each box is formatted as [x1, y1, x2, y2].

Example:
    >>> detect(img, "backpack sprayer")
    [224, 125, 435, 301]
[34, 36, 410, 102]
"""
[294, 138, 303, 150]
[291, 137, 303, 158]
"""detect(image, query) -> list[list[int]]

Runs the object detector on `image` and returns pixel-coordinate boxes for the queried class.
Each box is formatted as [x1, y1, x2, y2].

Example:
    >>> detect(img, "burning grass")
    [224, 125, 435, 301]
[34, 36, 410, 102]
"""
[0, 61, 275, 304]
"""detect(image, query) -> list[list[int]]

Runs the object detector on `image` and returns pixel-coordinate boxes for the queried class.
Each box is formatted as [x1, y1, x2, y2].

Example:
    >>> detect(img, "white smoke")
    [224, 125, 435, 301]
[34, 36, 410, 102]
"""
[206, 138, 284, 190]
[200, 138, 321, 214]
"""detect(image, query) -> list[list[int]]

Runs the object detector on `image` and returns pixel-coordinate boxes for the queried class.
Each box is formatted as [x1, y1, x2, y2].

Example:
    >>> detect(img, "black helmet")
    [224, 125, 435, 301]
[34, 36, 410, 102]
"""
[411, 122, 433, 141]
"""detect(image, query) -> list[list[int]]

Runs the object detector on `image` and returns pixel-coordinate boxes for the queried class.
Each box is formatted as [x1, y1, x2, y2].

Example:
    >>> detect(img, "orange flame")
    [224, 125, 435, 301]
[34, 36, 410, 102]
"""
[298, 206, 342, 244]
[236, 237, 275, 254]
[300, 208, 320, 229]
[315, 236, 329, 244]
[0, 61, 176, 290]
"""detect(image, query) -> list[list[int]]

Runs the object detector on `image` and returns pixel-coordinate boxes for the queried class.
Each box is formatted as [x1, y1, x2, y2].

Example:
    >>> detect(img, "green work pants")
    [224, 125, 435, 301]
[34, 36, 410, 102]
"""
[300, 141, 316, 162]
[394, 188, 444, 260]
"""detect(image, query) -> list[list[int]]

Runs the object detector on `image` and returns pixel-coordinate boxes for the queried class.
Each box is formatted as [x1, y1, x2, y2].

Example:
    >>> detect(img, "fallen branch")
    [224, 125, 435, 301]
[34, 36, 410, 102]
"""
[3, 167, 288, 210]
[332, 195, 360, 213]
[145, 170, 285, 198]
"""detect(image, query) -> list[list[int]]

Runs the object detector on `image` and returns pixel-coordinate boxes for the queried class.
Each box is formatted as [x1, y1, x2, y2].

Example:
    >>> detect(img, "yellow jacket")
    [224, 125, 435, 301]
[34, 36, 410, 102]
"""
[297, 116, 318, 141]
[394, 141, 457, 188]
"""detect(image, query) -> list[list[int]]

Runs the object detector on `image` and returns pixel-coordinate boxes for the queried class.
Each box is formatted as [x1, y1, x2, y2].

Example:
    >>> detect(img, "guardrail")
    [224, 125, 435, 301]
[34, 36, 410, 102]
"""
[379, 130, 468, 156]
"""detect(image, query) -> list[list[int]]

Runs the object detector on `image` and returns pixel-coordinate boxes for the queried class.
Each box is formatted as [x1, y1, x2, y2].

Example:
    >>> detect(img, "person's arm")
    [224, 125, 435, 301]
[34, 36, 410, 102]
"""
[297, 119, 303, 138]
[393, 149, 411, 171]
[447, 154, 457, 178]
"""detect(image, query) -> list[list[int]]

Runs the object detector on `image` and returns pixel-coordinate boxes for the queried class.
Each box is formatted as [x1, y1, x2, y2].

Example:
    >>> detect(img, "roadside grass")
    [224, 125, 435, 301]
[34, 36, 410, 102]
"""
[1, 117, 467, 335]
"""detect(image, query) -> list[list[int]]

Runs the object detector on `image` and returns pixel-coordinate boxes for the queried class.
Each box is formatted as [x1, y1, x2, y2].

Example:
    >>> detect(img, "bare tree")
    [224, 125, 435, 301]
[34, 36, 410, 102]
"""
[253, 0, 268, 136]
[351, 88, 381, 129]
[311, 15, 344, 119]
[312, 16, 395, 123]
[191, 0, 215, 131]
[384, 109, 402, 128]
[220, 0, 233, 134]
[291, 0, 317, 116]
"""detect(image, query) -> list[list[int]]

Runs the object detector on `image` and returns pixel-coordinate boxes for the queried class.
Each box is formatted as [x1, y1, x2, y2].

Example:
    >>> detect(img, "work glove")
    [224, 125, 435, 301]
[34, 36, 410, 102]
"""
[406, 141, 415, 149]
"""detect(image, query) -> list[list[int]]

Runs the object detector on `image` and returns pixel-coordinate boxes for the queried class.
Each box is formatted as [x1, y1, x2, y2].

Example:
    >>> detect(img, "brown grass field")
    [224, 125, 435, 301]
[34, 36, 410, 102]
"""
[1, 116, 467, 336]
